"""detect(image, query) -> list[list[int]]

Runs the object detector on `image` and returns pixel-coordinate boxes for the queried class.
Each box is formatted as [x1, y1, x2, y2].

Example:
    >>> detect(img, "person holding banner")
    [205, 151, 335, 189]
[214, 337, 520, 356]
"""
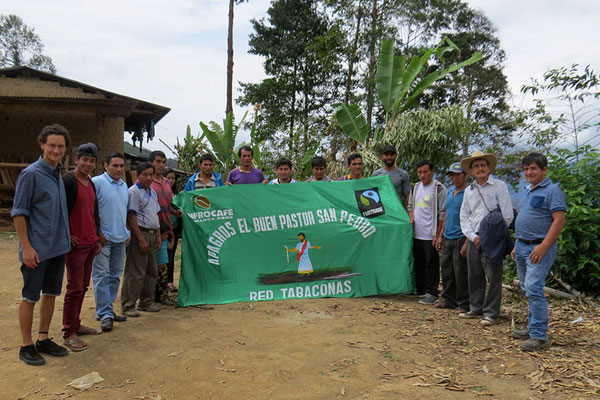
[269, 158, 298, 184]
[338, 154, 364, 180]
[184, 154, 225, 190]
[307, 156, 331, 182]
[286, 233, 321, 276]
[372, 145, 411, 208]
[226, 146, 266, 185]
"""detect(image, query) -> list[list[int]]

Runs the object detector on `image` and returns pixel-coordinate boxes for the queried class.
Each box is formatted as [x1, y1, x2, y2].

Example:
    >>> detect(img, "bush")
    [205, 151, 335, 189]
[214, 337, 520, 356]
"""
[547, 147, 600, 295]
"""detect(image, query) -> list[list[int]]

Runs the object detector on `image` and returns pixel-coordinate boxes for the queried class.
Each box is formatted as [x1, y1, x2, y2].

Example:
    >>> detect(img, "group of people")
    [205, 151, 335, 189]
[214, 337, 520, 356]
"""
[13, 124, 182, 365]
[405, 150, 566, 353]
[13, 123, 566, 366]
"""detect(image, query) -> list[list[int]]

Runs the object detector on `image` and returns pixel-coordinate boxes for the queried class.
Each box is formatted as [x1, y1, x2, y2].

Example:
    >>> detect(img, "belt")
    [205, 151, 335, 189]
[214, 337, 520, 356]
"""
[140, 226, 158, 234]
[518, 238, 544, 245]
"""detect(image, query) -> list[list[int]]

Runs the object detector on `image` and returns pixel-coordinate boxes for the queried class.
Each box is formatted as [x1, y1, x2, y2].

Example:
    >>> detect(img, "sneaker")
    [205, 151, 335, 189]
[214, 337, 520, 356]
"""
[161, 299, 178, 307]
[459, 311, 483, 319]
[35, 338, 68, 357]
[520, 337, 551, 352]
[19, 344, 45, 366]
[138, 303, 161, 312]
[418, 293, 438, 305]
[123, 309, 140, 318]
[511, 328, 530, 340]
[97, 314, 128, 322]
[480, 316, 498, 326]
[101, 318, 113, 332]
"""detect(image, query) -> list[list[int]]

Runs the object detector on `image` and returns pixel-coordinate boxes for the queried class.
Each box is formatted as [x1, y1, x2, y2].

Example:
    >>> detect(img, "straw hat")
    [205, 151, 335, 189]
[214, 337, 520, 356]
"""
[460, 150, 497, 174]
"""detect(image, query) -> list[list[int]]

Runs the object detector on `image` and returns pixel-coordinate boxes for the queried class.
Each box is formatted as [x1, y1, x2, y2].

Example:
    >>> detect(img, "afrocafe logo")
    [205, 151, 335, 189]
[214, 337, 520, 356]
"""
[188, 194, 234, 222]
[193, 195, 211, 209]
[354, 187, 386, 219]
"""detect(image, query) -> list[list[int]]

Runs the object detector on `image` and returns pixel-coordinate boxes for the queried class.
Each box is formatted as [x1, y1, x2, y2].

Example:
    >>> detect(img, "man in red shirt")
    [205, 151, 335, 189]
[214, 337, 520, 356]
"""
[148, 151, 181, 306]
[148, 151, 181, 228]
[62, 143, 103, 351]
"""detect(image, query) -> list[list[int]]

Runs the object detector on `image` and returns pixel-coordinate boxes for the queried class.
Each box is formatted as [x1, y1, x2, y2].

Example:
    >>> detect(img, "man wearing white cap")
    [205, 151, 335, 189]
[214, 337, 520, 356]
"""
[459, 151, 513, 326]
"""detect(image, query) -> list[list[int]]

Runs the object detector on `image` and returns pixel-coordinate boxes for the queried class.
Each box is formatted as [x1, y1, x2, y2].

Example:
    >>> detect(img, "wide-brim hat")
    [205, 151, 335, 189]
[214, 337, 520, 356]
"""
[460, 150, 497, 174]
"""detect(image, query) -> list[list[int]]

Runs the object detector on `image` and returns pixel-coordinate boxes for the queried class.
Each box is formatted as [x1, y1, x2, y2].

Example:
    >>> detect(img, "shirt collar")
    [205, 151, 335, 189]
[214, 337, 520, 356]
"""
[37, 156, 62, 175]
[103, 171, 124, 185]
[135, 181, 152, 194]
[195, 172, 215, 182]
[526, 177, 551, 191]
[473, 176, 496, 188]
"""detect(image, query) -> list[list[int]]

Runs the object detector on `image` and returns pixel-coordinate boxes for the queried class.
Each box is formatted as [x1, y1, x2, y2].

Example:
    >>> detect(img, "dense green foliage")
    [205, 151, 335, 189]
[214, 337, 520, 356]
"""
[547, 147, 600, 295]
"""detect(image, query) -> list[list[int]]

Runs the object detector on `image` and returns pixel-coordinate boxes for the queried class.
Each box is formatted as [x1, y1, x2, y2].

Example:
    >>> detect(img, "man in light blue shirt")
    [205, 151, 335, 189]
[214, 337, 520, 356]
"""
[92, 153, 130, 332]
[510, 153, 566, 352]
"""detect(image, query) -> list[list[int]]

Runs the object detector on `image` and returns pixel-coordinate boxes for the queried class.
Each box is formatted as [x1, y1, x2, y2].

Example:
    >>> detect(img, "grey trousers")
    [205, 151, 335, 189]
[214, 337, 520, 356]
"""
[466, 240, 503, 318]
[440, 237, 469, 311]
[121, 231, 158, 311]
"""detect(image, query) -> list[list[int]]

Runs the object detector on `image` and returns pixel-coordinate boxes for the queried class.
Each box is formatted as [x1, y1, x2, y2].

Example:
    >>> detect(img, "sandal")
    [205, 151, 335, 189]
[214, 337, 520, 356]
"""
[77, 326, 102, 336]
[167, 284, 178, 293]
[434, 300, 453, 309]
[64, 337, 88, 352]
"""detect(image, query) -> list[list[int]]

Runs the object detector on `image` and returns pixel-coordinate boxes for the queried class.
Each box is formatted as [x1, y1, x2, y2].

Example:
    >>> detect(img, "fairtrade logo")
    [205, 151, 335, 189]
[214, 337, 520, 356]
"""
[193, 195, 211, 209]
[354, 187, 386, 219]
[360, 190, 380, 206]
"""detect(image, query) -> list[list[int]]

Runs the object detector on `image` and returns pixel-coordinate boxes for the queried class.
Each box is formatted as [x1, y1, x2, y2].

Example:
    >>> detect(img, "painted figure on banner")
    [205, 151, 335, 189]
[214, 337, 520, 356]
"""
[286, 233, 321, 276]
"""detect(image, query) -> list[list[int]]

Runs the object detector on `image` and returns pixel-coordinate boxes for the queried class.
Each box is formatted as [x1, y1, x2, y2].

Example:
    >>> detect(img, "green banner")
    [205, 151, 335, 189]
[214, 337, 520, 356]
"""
[172, 176, 415, 305]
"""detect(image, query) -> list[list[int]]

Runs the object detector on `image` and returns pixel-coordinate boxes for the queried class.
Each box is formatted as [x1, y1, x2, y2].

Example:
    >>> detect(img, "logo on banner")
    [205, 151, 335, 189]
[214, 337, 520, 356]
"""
[354, 187, 385, 218]
[188, 194, 234, 222]
[193, 195, 211, 209]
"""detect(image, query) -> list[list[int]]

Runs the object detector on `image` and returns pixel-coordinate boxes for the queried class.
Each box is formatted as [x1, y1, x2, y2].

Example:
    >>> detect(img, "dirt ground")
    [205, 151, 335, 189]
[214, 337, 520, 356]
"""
[0, 233, 599, 400]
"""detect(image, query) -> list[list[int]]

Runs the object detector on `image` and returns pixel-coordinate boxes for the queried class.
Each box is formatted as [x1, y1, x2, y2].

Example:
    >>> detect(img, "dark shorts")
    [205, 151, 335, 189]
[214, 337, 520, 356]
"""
[21, 254, 66, 302]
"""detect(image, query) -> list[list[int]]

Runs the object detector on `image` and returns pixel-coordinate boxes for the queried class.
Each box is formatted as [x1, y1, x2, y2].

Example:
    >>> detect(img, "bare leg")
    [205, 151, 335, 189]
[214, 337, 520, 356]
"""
[38, 295, 56, 341]
[19, 300, 35, 346]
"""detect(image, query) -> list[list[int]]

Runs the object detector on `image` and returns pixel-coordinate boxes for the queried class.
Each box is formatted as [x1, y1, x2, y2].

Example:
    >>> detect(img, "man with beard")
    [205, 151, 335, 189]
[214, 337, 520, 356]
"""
[372, 145, 410, 208]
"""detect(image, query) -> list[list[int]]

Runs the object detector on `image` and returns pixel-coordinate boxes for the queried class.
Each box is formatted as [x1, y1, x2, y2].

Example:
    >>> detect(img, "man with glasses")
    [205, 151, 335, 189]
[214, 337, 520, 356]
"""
[459, 151, 513, 326]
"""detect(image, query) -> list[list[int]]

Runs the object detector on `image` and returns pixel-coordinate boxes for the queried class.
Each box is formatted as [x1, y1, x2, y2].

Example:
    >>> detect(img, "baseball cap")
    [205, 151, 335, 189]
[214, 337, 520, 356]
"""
[446, 162, 464, 174]
[381, 145, 397, 155]
[77, 143, 98, 159]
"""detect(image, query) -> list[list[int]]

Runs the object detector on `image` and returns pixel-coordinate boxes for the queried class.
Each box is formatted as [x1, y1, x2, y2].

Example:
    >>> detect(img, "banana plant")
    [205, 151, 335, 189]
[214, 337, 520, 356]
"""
[199, 111, 248, 172]
[334, 37, 483, 145]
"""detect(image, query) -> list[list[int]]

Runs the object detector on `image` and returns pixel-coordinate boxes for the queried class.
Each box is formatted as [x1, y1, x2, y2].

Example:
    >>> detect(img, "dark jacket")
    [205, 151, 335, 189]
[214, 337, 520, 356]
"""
[62, 171, 101, 238]
[479, 208, 513, 264]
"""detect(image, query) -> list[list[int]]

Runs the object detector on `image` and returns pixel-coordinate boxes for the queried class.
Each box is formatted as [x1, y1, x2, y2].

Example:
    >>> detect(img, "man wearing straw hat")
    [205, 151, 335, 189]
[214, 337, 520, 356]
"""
[459, 151, 513, 326]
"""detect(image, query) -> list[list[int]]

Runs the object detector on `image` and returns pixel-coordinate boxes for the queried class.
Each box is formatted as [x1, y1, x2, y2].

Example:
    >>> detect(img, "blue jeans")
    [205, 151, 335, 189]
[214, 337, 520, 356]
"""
[92, 241, 126, 320]
[515, 241, 557, 340]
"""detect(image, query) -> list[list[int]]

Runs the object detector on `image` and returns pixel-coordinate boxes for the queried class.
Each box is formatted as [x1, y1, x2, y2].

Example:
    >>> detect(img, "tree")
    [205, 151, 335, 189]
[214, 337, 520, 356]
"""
[519, 64, 600, 158]
[226, 1, 248, 115]
[421, 7, 514, 157]
[546, 147, 600, 294]
[334, 38, 482, 145]
[0, 14, 56, 73]
[237, 0, 345, 166]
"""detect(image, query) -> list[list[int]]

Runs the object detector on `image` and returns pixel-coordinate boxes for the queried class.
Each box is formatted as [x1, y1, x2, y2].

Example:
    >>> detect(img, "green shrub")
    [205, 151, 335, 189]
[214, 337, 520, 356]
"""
[547, 147, 600, 295]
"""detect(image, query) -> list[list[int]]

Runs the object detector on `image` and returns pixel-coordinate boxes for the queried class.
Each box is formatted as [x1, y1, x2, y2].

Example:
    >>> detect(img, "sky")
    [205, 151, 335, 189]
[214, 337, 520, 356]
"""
[1, 0, 599, 156]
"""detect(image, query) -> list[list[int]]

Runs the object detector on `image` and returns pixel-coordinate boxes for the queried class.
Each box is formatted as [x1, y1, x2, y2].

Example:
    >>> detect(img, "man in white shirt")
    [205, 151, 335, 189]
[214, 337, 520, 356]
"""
[459, 151, 513, 326]
[407, 160, 446, 304]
